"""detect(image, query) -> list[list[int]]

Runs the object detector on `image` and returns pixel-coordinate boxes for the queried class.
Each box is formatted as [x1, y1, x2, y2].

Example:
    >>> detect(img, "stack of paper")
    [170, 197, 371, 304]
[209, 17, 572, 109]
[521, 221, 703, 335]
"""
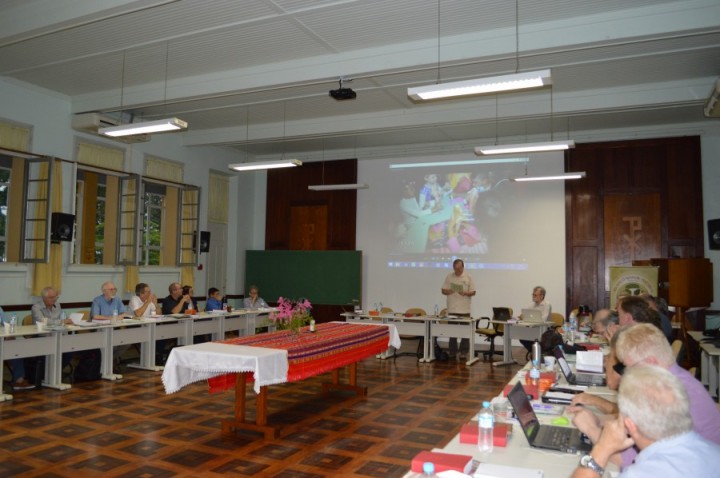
[576, 350, 604, 373]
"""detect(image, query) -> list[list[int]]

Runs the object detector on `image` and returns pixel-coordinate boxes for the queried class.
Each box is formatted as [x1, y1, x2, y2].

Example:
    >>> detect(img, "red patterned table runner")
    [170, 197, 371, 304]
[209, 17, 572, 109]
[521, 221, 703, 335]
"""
[208, 322, 389, 393]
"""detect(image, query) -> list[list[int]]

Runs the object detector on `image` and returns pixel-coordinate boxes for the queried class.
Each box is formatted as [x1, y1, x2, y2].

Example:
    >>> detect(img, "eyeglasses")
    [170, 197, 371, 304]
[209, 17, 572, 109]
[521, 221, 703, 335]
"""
[612, 362, 626, 376]
[103, 288, 117, 292]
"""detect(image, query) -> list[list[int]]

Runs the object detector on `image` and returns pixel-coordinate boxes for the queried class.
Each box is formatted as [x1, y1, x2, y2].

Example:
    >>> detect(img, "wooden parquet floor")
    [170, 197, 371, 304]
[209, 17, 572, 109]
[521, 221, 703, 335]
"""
[0, 350, 525, 477]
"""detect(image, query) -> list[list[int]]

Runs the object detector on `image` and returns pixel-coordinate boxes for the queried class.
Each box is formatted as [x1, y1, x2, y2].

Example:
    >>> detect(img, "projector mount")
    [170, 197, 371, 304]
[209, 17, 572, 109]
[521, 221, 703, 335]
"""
[329, 77, 357, 101]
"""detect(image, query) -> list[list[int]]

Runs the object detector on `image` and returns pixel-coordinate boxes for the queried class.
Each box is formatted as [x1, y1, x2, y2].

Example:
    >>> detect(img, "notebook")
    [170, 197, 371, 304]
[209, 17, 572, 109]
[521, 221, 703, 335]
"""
[507, 381, 592, 454]
[492, 307, 512, 321]
[521, 308, 545, 323]
[553, 347, 607, 386]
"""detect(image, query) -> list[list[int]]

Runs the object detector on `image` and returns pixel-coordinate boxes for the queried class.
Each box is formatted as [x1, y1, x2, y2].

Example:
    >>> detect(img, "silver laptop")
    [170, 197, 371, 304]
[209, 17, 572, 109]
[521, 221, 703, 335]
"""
[521, 308, 545, 323]
[507, 381, 592, 454]
[553, 347, 606, 386]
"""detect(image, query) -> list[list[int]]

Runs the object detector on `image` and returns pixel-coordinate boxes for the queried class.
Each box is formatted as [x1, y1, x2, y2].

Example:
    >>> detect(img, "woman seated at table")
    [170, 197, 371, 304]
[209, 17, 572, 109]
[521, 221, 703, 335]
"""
[242, 285, 268, 309]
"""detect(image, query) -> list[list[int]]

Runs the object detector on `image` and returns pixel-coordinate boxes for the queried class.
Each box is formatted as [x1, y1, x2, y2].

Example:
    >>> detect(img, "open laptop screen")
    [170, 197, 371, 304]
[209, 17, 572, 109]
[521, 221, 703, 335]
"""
[507, 382, 539, 440]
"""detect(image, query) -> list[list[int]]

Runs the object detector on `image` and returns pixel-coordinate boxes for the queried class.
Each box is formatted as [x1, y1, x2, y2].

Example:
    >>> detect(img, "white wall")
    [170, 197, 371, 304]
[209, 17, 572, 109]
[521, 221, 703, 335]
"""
[0, 78, 249, 305]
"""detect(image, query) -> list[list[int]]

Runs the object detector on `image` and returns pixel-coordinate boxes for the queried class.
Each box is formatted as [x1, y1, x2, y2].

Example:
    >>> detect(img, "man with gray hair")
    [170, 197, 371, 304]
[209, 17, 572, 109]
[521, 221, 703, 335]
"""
[572, 365, 720, 477]
[570, 323, 720, 469]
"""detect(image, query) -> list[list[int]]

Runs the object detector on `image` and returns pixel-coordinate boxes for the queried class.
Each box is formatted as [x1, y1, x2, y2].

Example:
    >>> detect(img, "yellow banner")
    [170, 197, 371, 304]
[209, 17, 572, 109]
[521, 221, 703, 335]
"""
[609, 266, 659, 307]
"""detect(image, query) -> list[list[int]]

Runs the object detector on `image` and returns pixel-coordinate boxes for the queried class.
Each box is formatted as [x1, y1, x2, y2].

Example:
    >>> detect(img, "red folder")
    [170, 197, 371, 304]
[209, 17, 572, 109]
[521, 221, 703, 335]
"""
[411, 450, 473, 474]
[459, 422, 511, 447]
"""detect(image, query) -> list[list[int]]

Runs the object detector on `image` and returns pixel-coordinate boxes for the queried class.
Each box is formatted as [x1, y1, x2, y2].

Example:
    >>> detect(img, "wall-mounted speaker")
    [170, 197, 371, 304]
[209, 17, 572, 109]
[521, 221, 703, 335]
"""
[51, 212, 75, 243]
[194, 230, 211, 253]
[709, 219, 720, 250]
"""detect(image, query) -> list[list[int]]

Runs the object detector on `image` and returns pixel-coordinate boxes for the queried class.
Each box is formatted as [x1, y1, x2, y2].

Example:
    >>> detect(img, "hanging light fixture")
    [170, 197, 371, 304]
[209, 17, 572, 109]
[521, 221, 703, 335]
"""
[99, 43, 188, 138]
[475, 140, 575, 155]
[408, 69, 552, 101]
[511, 172, 585, 182]
[229, 159, 302, 172]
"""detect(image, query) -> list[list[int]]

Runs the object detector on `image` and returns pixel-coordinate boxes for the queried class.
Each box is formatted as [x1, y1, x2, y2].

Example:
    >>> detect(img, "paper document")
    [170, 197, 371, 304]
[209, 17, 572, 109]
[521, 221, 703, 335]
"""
[576, 350, 604, 373]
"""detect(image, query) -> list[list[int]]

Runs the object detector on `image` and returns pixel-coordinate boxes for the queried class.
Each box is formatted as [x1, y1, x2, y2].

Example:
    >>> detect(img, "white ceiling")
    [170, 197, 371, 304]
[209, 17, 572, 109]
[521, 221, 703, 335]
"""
[1, 0, 718, 159]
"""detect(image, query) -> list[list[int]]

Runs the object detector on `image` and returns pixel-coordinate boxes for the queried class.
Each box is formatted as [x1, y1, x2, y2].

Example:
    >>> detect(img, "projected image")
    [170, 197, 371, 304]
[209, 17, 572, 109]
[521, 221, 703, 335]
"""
[394, 166, 516, 259]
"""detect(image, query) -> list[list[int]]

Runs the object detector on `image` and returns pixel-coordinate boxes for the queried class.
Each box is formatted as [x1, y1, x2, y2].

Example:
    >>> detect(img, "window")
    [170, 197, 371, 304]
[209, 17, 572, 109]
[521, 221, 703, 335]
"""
[142, 182, 165, 266]
[0, 165, 10, 261]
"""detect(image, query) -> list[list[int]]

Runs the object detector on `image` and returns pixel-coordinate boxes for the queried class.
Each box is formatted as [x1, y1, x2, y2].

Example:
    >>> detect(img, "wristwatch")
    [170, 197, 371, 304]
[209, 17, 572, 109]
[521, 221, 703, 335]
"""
[579, 454, 605, 475]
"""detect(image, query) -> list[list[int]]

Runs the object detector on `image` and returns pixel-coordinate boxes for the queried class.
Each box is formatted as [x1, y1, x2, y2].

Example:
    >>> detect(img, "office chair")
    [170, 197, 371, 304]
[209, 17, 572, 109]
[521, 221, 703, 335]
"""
[476, 307, 512, 360]
[394, 307, 426, 359]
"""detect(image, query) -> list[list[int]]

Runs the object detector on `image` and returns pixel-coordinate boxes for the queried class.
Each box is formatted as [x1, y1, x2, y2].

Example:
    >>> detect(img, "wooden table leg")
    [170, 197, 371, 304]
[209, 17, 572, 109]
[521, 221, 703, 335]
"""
[322, 362, 367, 396]
[221, 372, 277, 439]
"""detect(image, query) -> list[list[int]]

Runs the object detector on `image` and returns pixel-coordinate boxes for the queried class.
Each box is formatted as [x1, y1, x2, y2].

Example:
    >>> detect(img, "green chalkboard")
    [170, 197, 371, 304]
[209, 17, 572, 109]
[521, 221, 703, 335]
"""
[245, 250, 362, 305]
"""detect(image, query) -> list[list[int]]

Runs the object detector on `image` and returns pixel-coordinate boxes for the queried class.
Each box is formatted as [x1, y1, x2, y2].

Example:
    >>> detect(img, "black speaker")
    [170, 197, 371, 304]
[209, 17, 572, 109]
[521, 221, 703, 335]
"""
[197, 231, 210, 253]
[51, 212, 75, 243]
[709, 219, 720, 250]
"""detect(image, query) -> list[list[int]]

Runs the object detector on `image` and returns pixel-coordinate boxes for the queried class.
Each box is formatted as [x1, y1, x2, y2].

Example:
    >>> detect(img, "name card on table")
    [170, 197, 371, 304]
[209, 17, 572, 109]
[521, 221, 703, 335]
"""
[411, 450, 473, 474]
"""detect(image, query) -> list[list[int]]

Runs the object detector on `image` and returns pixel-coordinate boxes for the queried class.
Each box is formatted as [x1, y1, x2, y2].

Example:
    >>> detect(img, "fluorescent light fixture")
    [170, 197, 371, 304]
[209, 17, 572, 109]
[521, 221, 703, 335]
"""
[511, 172, 586, 182]
[308, 183, 369, 191]
[408, 69, 552, 101]
[390, 157, 527, 169]
[475, 140, 575, 155]
[229, 159, 302, 172]
[99, 117, 188, 137]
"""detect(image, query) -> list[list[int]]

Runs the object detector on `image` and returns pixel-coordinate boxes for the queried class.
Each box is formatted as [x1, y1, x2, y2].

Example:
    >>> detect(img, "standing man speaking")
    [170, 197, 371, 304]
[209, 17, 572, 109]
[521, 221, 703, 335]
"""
[441, 258, 476, 360]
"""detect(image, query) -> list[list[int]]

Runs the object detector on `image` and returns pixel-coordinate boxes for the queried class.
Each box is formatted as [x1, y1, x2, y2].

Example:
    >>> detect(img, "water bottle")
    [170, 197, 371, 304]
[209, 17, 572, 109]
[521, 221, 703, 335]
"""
[529, 362, 541, 386]
[9, 315, 17, 334]
[309, 318, 316, 333]
[222, 296, 228, 312]
[112, 309, 119, 324]
[478, 401, 494, 454]
[569, 314, 578, 341]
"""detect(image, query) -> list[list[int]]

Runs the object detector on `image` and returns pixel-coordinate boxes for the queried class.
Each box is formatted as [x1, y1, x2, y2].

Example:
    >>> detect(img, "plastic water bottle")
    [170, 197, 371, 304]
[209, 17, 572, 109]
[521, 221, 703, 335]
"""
[9, 315, 17, 333]
[309, 318, 316, 333]
[529, 362, 541, 386]
[434, 304, 439, 317]
[112, 309, 119, 324]
[478, 401, 494, 454]
[569, 314, 578, 341]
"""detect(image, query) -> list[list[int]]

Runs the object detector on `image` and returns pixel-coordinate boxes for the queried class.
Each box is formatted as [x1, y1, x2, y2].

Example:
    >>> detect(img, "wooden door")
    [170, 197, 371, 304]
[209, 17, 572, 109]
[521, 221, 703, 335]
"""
[290, 205, 327, 250]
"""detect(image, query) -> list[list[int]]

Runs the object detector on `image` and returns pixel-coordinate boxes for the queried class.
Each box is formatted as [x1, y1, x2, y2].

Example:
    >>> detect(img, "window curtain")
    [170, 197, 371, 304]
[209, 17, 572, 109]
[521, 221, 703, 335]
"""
[76, 142, 124, 170]
[145, 155, 183, 182]
[0, 121, 31, 152]
[208, 172, 229, 224]
[32, 159, 62, 295]
[162, 187, 178, 266]
[124, 177, 139, 293]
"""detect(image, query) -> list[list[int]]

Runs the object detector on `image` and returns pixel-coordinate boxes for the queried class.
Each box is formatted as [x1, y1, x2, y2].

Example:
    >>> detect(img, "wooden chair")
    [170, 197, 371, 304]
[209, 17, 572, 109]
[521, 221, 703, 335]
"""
[550, 312, 564, 330]
[671, 339, 683, 363]
[22, 314, 33, 326]
[394, 307, 426, 358]
[476, 307, 512, 360]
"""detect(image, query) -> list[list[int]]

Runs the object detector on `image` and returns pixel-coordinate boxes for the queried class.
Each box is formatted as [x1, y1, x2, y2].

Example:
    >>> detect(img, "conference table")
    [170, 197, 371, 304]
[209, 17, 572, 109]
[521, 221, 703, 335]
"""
[491, 319, 550, 366]
[688, 330, 720, 399]
[342, 312, 479, 365]
[0, 309, 275, 400]
[419, 364, 618, 477]
[162, 321, 400, 438]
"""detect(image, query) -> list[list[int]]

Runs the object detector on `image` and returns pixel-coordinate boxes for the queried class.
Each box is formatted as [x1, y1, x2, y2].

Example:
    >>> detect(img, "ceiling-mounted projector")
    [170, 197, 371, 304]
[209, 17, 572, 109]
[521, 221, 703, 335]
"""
[329, 77, 356, 101]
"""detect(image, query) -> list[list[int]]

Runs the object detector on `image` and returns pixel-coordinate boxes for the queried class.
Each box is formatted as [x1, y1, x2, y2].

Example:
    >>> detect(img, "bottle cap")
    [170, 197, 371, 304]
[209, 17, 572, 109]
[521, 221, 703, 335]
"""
[482, 401, 491, 407]
[422, 462, 435, 474]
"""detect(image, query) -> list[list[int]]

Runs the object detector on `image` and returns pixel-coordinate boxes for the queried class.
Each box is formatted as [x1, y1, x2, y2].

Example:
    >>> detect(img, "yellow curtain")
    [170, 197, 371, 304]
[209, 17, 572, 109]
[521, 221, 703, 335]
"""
[0, 121, 31, 151]
[125, 265, 139, 293]
[32, 159, 62, 295]
[208, 172, 229, 224]
[76, 142, 124, 169]
[181, 266, 194, 288]
[145, 155, 183, 182]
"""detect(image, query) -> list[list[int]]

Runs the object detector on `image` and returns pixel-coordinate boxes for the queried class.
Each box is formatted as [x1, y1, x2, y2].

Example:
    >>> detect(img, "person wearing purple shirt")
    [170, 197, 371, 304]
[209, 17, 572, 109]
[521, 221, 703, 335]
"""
[569, 323, 720, 469]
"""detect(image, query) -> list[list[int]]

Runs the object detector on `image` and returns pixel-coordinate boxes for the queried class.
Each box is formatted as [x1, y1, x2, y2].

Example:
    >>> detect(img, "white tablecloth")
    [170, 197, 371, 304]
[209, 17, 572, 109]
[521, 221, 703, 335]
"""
[162, 342, 288, 394]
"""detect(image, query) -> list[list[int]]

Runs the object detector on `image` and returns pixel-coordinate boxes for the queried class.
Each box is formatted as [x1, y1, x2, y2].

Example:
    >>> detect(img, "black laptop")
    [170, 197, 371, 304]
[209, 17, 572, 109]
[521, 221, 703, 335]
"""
[492, 307, 512, 321]
[507, 381, 592, 454]
[553, 347, 606, 386]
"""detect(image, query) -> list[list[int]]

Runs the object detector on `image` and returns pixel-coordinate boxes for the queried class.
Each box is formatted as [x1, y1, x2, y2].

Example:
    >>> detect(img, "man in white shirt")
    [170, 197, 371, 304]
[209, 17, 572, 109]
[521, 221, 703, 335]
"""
[441, 258, 476, 359]
[130, 283, 158, 317]
[520, 286, 552, 355]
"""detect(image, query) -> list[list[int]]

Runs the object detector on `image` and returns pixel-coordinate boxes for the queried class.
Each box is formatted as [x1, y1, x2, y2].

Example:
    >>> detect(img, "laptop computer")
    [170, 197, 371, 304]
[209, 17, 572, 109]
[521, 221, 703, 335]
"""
[553, 347, 607, 386]
[507, 381, 592, 454]
[521, 308, 545, 323]
[492, 307, 512, 321]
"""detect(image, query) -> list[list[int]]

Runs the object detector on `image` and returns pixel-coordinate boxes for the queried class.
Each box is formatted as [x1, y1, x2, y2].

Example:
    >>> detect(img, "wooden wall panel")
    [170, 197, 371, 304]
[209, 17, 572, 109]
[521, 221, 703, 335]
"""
[566, 136, 703, 312]
[266, 159, 357, 250]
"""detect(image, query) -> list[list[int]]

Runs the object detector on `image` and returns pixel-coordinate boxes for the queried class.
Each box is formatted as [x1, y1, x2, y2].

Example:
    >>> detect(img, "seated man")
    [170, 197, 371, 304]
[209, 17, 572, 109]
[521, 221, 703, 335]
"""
[570, 323, 720, 468]
[90, 281, 125, 319]
[519, 286, 552, 356]
[130, 283, 157, 317]
[571, 365, 720, 477]
[206, 287, 223, 311]
[162, 282, 191, 315]
[590, 308, 617, 338]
